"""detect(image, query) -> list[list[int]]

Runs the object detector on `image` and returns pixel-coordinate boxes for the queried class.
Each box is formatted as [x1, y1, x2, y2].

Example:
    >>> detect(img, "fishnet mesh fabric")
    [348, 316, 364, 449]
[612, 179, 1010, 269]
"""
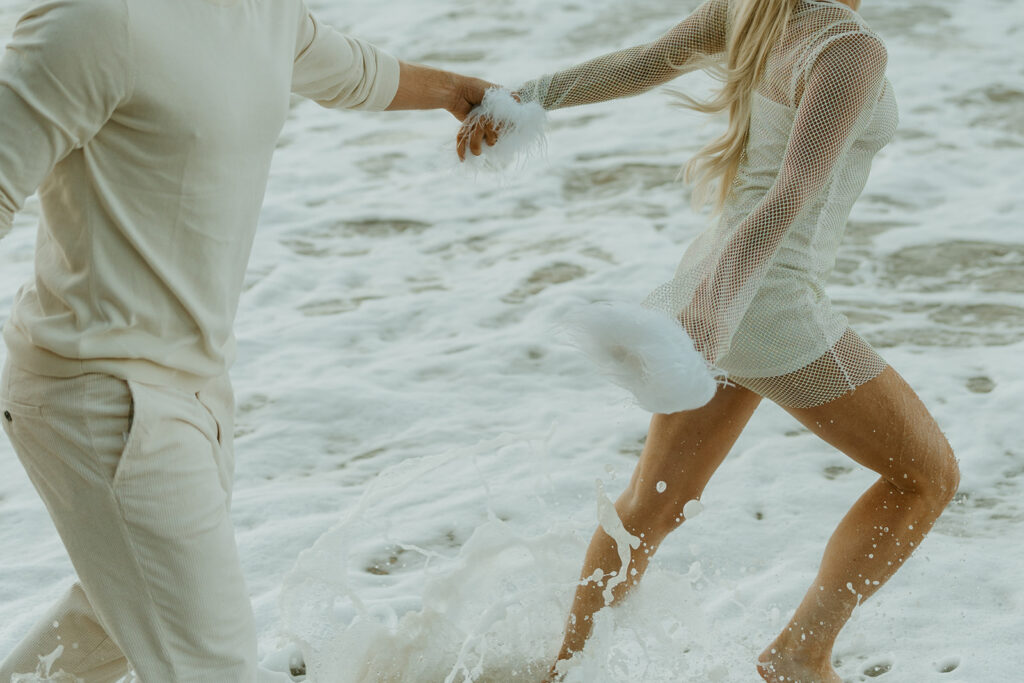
[518, 0, 899, 408]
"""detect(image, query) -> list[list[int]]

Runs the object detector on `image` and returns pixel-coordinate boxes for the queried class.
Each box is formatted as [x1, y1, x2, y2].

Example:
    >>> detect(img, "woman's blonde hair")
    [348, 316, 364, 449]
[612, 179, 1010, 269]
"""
[677, 0, 796, 211]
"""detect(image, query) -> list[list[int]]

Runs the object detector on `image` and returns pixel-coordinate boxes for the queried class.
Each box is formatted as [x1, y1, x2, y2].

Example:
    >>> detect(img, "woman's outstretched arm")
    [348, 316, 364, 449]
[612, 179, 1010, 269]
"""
[518, 0, 728, 110]
[457, 0, 727, 160]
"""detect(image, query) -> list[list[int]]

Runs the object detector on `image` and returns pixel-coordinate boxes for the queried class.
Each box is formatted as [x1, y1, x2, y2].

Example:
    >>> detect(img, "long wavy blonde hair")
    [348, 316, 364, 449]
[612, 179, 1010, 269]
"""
[677, 0, 797, 211]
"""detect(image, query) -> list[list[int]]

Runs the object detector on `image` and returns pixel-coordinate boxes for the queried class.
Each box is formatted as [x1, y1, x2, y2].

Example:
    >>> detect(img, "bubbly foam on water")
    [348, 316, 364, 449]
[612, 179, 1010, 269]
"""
[281, 435, 753, 682]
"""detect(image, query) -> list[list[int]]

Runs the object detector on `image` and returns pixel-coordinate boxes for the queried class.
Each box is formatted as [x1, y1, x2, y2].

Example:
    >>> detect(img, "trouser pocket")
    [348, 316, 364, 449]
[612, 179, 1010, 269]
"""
[2, 362, 135, 492]
[1, 361, 257, 682]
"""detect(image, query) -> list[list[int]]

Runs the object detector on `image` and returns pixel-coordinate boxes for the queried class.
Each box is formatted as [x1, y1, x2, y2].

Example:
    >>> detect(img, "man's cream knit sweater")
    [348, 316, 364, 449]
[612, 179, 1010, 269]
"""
[0, 0, 400, 389]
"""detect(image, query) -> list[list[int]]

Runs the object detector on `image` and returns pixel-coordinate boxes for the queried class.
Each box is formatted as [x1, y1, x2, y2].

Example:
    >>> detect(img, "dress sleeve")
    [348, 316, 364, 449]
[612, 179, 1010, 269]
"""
[517, 0, 728, 110]
[0, 0, 133, 236]
[686, 30, 889, 362]
[291, 6, 401, 111]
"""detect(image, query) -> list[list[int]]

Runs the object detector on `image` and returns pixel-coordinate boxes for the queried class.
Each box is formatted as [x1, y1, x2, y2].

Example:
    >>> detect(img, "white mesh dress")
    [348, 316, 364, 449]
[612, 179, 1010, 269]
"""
[518, 0, 899, 408]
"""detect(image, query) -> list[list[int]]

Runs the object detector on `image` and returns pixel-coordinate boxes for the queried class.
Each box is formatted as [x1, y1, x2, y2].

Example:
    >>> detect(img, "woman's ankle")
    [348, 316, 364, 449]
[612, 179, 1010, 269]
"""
[762, 627, 834, 670]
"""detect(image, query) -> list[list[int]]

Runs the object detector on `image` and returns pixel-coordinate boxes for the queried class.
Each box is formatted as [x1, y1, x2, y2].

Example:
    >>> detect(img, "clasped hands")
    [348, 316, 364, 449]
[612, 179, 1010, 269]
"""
[449, 75, 518, 161]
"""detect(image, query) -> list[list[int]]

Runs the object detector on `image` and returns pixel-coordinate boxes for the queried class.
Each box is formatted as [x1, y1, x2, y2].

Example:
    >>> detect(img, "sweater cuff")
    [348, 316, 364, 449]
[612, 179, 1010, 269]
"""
[363, 50, 401, 112]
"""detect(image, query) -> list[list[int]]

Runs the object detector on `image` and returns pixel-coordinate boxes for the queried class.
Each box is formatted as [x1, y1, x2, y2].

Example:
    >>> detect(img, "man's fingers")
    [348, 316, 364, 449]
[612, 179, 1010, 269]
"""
[484, 125, 498, 147]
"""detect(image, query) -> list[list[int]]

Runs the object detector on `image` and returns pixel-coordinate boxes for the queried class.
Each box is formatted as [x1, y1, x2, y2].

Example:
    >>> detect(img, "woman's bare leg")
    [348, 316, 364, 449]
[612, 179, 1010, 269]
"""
[757, 366, 960, 683]
[547, 383, 762, 678]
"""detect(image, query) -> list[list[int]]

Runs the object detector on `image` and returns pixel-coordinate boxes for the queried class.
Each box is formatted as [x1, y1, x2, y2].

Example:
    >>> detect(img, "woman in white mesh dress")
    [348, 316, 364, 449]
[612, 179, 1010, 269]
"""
[462, 0, 959, 681]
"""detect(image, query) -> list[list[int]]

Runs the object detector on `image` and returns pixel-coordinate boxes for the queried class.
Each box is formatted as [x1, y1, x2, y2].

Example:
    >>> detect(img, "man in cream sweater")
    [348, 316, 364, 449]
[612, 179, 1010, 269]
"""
[0, 0, 493, 680]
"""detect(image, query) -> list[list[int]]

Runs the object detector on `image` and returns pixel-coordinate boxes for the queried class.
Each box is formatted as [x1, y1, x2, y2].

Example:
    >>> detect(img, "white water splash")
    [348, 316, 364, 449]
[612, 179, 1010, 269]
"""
[10, 645, 82, 683]
[593, 479, 642, 605]
[278, 433, 749, 682]
[683, 499, 704, 520]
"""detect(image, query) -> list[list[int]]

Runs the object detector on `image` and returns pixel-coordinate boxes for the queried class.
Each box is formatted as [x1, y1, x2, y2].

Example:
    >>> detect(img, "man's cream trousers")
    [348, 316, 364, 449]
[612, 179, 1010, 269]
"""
[0, 361, 260, 682]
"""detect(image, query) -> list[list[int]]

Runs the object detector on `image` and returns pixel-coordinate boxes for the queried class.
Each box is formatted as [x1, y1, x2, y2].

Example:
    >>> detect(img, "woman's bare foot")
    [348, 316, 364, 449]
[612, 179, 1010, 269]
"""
[540, 665, 561, 683]
[757, 639, 842, 683]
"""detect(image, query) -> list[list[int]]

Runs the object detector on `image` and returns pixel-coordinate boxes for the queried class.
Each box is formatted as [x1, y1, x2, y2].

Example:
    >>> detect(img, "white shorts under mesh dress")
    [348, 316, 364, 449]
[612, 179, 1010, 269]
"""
[518, 0, 899, 409]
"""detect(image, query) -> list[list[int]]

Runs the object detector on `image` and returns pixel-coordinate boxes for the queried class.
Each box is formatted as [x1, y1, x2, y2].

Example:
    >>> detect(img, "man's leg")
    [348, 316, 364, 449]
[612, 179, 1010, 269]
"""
[1, 363, 257, 682]
[0, 583, 128, 683]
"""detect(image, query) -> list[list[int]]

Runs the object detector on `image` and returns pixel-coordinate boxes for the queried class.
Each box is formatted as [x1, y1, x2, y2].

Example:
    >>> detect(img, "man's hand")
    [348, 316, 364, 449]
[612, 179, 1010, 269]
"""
[450, 75, 501, 161]
[447, 76, 495, 121]
[383, 62, 508, 160]
[386, 62, 497, 120]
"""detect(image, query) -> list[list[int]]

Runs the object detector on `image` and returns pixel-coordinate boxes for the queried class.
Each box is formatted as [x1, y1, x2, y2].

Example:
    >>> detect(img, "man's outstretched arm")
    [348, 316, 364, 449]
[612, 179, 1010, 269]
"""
[292, 10, 493, 120]
[386, 61, 494, 122]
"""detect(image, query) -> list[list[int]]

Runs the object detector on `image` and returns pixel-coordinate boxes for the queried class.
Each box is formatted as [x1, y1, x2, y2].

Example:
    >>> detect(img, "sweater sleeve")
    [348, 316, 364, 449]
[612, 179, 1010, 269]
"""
[0, 0, 133, 236]
[291, 5, 401, 111]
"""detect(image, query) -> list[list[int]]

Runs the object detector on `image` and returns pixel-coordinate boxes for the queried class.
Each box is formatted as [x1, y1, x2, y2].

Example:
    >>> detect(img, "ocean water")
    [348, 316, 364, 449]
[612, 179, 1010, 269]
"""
[1, 1, 1022, 682]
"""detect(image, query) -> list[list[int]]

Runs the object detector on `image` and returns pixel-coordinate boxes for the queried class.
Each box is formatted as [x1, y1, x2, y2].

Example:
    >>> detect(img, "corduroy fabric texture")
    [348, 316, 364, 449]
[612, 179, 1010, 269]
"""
[0, 361, 258, 683]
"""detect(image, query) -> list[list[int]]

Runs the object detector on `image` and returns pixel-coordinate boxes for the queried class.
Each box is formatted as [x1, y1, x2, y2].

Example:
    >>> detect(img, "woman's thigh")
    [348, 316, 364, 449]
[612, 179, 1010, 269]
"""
[622, 381, 762, 523]
[781, 366, 959, 494]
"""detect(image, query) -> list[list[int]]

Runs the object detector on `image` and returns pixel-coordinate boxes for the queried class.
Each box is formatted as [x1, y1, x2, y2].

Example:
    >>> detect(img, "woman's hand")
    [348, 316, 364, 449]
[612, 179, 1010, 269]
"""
[455, 90, 523, 161]
[680, 278, 726, 362]
[456, 114, 501, 161]
[680, 308, 720, 362]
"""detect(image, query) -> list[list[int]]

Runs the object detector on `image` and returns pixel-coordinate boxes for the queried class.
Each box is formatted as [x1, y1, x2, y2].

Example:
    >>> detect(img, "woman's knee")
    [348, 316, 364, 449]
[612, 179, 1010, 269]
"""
[616, 487, 692, 542]
[930, 447, 960, 505]
[894, 441, 960, 508]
